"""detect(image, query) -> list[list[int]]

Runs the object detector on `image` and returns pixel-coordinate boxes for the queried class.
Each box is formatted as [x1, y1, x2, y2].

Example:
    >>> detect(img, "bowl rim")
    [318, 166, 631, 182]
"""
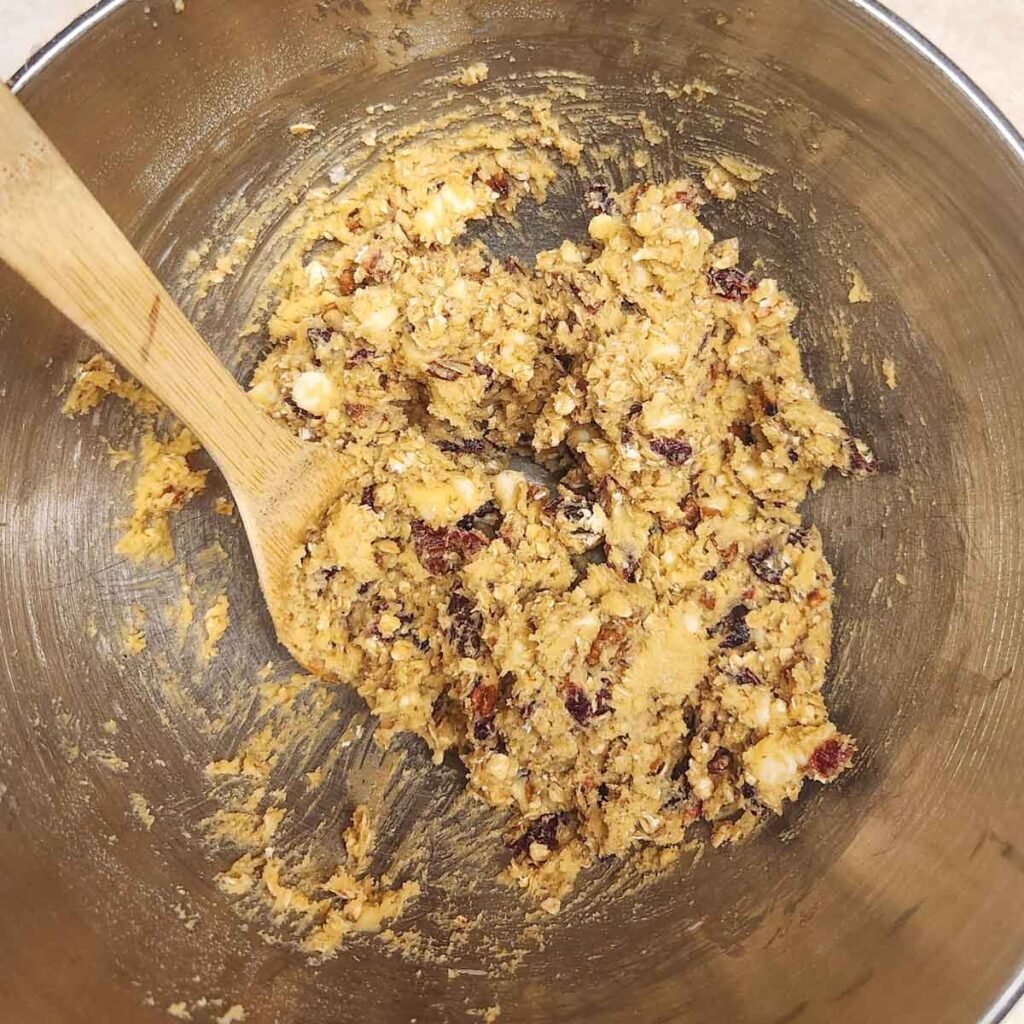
[8, 0, 1024, 169]
[7, 1, 1024, 1021]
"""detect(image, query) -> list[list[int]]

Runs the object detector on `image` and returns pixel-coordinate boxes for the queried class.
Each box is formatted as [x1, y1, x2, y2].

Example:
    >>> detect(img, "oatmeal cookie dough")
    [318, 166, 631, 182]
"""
[249, 115, 871, 908]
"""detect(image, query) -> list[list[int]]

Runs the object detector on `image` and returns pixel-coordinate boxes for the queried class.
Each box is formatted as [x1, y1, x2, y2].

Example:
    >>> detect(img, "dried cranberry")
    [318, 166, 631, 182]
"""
[718, 604, 750, 649]
[594, 685, 613, 716]
[733, 667, 762, 687]
[307, 325, 332, 346]
[345, 348, 375, 370]
[426, 360, 466, 381]
[473, 717, 495, 741]
[585, 183, 616, 215]
[360, 484, 377, 509]
[431, 688, 449, 724]
[846, 438, 879, 475]
[436, 437, 487, 456]
[448, 591, 486, 658]
[748, 546, 784, 585]
[650, 437, 693, 465]
[702, 567, 718, 581]
[411, 522, 487, 576]
[564, 684, 592, 725]
[806, 738, 854, 781]
[730, 421, 755, 446]
[741, 782, 756, 799]
[509, 813, 559, 856]
[707, 267, 755, 300]
[788, 526, 810, 547]
[457, 500, 499, 531]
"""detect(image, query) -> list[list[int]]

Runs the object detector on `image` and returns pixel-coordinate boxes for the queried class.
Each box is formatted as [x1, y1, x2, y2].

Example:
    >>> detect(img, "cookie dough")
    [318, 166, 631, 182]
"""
[248, 116, 872, 907]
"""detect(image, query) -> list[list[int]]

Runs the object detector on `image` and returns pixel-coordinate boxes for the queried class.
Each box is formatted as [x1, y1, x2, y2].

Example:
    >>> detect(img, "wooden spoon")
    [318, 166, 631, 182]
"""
[0, 85, 344, 664]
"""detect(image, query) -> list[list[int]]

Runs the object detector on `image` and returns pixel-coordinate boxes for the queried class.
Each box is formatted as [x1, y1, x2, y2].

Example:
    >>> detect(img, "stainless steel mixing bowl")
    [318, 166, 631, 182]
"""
[2, 1, 1024, 1021]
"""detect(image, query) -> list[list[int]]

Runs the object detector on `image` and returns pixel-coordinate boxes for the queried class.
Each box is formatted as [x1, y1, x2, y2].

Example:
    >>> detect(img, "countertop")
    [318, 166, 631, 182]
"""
[1, 1, 1022, 1021]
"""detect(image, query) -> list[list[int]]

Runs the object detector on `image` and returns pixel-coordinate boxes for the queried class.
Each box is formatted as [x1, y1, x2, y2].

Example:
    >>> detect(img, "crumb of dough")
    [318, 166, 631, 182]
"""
[129, 792, 155, 831]
[251, 112, 869, 909]
[183, 239, 211, 273]
[214, 496, 235, 516]
[167, 1003, 191, 1021]
[101, 718, 119, 735]
[289, 122, 318, 136]
[62, 354, 160, 416]
[170, 592, 195, 636]
[468, 1008, 501, 1023]
[682, 78, 719, 103]
[216, 1007, 246, 1024]
[638, 111, 666, 145]
[172, 0, 185, 12]
[703, 155, 764, 202]
[121, 628, 146, 655]
[85, 618, 98, 639]
[201, 595, 230, 662]
[895, 572, 907, 585]
[454, 62, 489, 86]
[704, 163, 738, 201]
[882, 356, 897, 389]
[105, 442, 134, 466]
[116, 428, 207, 563]
[342, 804, 374, 873]
[632, 148, 651, 168]
[848, 268, 873, 303]
[121, 605, 147, 655]
[92, 749, 129, 773]
[197, 235, 256, 299]
[204, 679, 420, 951]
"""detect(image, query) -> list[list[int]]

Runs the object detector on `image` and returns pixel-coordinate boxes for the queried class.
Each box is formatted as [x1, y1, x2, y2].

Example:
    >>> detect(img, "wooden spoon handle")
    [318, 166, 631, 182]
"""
[0, 86, 299, 499]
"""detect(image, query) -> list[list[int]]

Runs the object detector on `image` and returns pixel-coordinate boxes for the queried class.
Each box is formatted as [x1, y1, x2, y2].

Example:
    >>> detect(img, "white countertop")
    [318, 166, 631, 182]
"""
[1, 1, 1022, 1021]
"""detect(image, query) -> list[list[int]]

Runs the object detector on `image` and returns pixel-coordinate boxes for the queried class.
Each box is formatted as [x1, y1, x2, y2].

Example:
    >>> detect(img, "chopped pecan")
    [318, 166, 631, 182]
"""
[487, 172, 510, 199]
[338, 265, 357, 296]
[426, 359, 471, 381]
[470, 680, 498, 720]
[679, 495, 702, 530]
[586, 620, 629, 666]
